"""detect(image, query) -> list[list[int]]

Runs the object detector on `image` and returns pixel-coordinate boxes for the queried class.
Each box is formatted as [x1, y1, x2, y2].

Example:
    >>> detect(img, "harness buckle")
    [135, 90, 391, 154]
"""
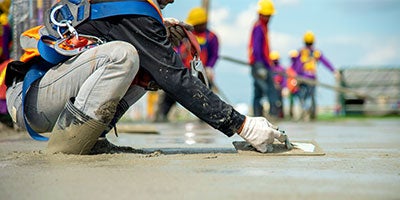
[190, 56, 209, 88]
[44, 0, 91, 38]
[54, 34, 105, 56]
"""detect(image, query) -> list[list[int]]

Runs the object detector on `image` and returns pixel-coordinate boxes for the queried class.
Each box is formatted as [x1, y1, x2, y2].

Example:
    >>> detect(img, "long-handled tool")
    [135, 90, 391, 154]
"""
[220, 55, 376, 101]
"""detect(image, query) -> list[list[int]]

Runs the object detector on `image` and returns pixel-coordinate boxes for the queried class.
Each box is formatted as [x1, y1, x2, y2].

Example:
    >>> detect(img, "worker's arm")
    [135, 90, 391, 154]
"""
[319, 53, 335, 72]
[318, 53, 340, 78]
[205, 31, 219, 68]
[163, 17, 193, 47]
[292, 54, 302, 74]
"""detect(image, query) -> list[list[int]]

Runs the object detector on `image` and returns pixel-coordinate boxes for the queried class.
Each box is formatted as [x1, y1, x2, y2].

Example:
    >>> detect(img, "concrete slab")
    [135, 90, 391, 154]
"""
[1, 118, 399, 200]
[116, 123, 159, 134]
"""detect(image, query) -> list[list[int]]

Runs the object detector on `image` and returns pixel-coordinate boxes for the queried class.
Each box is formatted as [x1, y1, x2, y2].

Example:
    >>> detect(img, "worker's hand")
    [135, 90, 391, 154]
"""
[164, 18, 194, 47]
[238, 116, 285, 153]
[334, 70, 341, 80]
[256, 67, 268, 79]
[157, 0, 174, 9]
[252, 62, 268, 80]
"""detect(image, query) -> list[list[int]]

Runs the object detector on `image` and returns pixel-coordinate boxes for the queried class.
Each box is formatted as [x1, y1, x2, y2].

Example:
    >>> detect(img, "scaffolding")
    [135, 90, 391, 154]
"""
[10, 0, 55, 60]
[339, 66, 400, 116]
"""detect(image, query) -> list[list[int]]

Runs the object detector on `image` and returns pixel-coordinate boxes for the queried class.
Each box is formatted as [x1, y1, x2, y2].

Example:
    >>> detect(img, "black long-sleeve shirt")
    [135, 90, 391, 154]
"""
[76, 15, 245, 136]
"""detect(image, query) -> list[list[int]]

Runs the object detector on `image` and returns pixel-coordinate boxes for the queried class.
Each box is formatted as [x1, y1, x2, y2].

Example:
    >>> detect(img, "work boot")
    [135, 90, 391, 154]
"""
[47, 98, 107, 155]
[89, 137, 144, 154]
[100, 99, 130, 137]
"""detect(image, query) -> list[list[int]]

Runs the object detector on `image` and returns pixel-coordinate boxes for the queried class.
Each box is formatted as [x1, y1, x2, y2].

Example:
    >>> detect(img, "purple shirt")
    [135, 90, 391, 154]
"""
[204, 30, 219, 68]
[0, 24, 11, 61]
[248, 20, 271, 70]
[273, 63, 286, 88]
[0, 99, 7, 114]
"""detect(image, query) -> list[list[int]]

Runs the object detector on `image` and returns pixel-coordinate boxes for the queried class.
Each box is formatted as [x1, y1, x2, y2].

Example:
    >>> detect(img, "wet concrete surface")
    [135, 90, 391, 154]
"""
[109, 118, 400, 199]
[0, 118, 399, 200]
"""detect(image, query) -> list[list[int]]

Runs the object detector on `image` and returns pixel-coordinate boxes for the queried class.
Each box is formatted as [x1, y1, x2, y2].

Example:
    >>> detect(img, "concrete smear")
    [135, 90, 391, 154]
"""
[0, 118, 399, 200]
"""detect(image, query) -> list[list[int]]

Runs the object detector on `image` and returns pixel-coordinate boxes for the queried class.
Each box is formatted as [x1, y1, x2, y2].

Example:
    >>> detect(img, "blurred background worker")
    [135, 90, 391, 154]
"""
[155, 6, 220, 122]
[0, 0, 12, 128]
[269, 51, 285, 119]
[293, 30, 339, 120]
[248, 0, 280, 119]
[286, 50, 300, 119]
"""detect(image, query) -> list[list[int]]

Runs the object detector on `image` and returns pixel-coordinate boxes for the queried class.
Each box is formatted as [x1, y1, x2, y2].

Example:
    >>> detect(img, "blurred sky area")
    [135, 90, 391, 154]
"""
[163, 0, 400, 107]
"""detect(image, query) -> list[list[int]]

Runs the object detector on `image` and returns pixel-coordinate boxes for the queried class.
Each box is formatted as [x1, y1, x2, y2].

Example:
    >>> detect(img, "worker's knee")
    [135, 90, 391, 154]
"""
[107, 41, 140, 77]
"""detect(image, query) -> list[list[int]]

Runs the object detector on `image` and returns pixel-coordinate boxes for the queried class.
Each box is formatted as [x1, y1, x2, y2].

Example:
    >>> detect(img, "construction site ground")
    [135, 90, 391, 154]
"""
[0, 117, 399, 200]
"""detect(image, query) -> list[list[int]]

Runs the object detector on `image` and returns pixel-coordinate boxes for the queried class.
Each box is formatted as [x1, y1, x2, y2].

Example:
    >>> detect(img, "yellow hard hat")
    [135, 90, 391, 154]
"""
[289, 50, 298, 58]
[186, 7, 207, 26]
[257, 0, 276, 16]
[0, 13, 7, 25]
[269, 51, 280, 61]
[304, 31, 315, 44]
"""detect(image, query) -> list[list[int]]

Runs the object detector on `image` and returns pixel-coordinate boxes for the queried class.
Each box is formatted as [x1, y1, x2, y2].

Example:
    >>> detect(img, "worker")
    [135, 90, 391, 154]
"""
[146, 91, 159, 120]
[155, 7, 220, 122]
[248, 0, 280, 119]
[293, 30, 339, 120]
[286, 50, 299, 119]
[181, 6, 219, 89]
[5, 0, 290, 154]
[0, 0, 12, 128]
[269, 51, 285, 119]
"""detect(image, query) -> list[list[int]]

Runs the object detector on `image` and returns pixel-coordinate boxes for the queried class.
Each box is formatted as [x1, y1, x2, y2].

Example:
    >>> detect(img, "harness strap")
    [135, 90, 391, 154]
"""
[22, 61, 54, 141]
[37, 35, 71, 64]
[90, 1, 163, 24]
[46, 0, 163, 37]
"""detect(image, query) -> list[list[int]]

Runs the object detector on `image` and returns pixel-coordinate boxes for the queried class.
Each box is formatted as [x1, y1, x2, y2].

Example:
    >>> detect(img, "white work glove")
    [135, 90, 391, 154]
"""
[239, 116, 289, 153]
[163, 18, 194, 47]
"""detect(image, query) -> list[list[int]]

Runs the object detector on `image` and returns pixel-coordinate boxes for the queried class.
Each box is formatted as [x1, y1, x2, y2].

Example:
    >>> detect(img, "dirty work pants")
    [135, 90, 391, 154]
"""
[6, 41, 145, 133]
[298, 83, 316, 118]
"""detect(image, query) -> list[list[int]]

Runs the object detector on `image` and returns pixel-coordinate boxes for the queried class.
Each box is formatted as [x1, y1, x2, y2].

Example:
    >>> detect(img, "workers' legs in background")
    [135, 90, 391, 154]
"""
[265, 72, 280, 118]
[252, 78, 265, 117]
[289, 93, 294, 119]
[298, 83, 313, 121]
[146, 91, 158, 120]
[276, 89, 284, 119]
[310, 85, 316, 120]
[251, 62, 267, 117]
[251, 63, 270, 117]
[289, 92, 300, 119]
[155, 91, 176, 122]
[0, 99, 13, 128]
